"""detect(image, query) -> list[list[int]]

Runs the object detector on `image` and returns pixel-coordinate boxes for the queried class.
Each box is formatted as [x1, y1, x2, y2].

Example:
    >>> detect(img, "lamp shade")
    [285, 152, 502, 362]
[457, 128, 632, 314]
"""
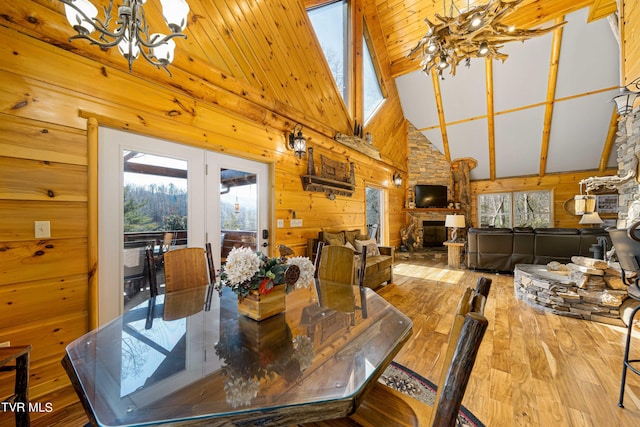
[579, 212, 603, 225]
[445, 214, 465, 228]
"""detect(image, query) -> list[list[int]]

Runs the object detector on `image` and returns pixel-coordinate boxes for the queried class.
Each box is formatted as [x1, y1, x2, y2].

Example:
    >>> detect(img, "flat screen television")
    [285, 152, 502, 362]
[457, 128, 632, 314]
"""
[415, 185, 448, 208]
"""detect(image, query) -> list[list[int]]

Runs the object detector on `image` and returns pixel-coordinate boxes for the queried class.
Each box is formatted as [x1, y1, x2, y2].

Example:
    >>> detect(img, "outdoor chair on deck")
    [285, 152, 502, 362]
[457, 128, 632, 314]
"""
[607, 223, 640, 408]
[303, 276, 491, 427]
[146, 243, 216, 297]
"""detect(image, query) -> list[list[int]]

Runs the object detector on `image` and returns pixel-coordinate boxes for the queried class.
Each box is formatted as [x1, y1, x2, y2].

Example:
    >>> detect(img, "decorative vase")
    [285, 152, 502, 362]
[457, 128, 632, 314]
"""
[237, 284, 286, 321]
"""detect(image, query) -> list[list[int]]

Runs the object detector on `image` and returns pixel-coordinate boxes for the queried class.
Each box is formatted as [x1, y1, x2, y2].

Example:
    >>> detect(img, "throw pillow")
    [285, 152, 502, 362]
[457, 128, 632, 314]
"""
[323, 231, 345, 246]
[344, 229, 361, 246]
[355, 238, 380, 257]
[344, 241, 356, 251]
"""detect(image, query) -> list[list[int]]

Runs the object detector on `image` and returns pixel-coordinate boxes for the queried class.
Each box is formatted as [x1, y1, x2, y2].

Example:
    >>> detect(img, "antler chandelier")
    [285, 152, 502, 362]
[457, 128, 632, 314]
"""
[408, 0, 565, 77]
[60, 0, 189, 76]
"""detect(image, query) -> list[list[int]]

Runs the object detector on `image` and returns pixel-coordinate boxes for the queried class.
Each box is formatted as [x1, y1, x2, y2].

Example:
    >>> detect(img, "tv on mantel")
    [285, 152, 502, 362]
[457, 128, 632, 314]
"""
[414, 185, 448, 208]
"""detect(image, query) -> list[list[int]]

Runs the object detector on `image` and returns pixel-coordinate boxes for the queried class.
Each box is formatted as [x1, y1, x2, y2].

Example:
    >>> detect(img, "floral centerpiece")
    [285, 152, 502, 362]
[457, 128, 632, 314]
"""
[216, 247, 315, 321]
[216, 247, 315, 298]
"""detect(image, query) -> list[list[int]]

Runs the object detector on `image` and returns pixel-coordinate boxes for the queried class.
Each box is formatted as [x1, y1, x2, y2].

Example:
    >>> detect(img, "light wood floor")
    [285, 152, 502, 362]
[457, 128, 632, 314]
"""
[29, 258, 640, 426]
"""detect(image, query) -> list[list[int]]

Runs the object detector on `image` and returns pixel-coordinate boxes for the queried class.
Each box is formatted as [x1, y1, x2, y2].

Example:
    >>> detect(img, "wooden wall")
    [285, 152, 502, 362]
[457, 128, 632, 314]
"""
[623, 0, 640, 83]
[469, 169, 617, 229]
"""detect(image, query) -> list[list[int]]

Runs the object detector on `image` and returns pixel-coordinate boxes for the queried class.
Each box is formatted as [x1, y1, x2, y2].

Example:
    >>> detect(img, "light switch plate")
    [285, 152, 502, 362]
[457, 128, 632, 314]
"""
[35, 221, 51, 238]
[290, 219, 303, 227]
[277, 219, 284, 228]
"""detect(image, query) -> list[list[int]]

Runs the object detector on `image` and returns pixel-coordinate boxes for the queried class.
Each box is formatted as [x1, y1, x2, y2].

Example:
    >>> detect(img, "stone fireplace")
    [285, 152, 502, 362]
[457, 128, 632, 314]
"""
[615, 113, 640, 224]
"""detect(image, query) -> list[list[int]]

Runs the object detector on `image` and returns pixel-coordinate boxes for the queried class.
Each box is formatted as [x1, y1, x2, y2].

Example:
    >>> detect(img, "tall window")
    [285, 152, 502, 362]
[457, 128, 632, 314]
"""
[478, 190, 552, 228]
[308, 1, 349, 106]
[363, 34, 384, 121]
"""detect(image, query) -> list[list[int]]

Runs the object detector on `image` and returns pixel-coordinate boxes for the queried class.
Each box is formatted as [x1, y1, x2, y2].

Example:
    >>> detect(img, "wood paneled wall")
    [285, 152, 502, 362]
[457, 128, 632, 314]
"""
[469, 169, 617, 228]
[623, 0, 640, 82]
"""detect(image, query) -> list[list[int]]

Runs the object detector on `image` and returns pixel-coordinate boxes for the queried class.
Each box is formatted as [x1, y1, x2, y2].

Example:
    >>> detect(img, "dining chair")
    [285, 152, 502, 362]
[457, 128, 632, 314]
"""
[146, 243, 216, 296]
[307, 276, 491, 427]
[314, 241, 367, 287]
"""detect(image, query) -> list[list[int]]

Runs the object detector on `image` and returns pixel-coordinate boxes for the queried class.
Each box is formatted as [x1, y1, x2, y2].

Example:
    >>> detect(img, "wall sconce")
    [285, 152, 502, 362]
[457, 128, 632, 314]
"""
[288, 124, 307, 158]
[612, 77, 640, 116]
[393, 172, 403, 187]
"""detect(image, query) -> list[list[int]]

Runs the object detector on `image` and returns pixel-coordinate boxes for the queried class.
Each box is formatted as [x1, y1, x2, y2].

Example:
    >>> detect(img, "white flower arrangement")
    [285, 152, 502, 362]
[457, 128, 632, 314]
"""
[217, 247, 315, 298]
[221, 246, 261, 287]
[285, 256, 315, 290]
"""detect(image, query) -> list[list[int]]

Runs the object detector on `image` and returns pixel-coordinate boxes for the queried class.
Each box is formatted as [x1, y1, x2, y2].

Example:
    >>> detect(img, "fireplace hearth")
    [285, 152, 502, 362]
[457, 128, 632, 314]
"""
[423, 221, 446, 247]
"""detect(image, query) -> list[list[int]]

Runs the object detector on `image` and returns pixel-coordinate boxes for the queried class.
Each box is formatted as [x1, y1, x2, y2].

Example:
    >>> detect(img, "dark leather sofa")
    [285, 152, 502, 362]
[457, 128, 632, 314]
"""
[467, 227, 611, 272]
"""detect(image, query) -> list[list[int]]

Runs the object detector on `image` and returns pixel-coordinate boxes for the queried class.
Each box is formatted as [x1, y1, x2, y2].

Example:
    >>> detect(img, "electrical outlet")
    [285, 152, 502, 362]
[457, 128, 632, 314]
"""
[277, 219, 284, 228]
[35, 221, 51, 239]
[290, 219, 303, 227]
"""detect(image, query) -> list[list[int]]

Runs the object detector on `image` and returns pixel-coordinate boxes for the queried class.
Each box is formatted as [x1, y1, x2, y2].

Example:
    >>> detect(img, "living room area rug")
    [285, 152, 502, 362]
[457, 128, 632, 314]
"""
[379, 361, 485, 427]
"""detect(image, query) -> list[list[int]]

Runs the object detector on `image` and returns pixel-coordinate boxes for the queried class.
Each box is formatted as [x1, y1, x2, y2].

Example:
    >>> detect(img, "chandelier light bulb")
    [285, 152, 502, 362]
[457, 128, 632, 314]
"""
[478, 41, 489, 56]
[438, 54, 449, 69]
[160, 0, 190, 33]
[118, 33, 140, 62]
[470, 13, 483, 28]
[151, 34, 176, 64]
[63, 0, 98, 35]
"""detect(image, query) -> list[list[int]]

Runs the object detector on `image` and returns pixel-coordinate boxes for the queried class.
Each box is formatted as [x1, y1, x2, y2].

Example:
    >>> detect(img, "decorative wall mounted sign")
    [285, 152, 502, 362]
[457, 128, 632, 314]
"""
[301, 147, 355, 198]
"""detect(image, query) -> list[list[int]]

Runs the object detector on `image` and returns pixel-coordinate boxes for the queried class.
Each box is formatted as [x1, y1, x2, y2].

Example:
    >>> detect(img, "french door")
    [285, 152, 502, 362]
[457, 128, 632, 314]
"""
[206, 152, 270, 269]
[98, 128, 269, 325]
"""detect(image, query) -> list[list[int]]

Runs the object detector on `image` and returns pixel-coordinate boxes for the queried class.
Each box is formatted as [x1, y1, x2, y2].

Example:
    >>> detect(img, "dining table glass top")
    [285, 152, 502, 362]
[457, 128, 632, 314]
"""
[64, 281, 412, 426]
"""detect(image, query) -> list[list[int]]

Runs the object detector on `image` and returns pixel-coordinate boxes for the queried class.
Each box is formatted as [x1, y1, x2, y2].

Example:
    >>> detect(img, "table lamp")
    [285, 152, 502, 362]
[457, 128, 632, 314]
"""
[579, 212, 603, 228]
[445, 214, 466, 242]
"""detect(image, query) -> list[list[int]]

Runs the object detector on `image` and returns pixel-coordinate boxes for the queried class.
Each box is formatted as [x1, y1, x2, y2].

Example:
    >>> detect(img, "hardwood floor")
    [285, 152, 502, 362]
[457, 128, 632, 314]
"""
[26, 258, 640, 426]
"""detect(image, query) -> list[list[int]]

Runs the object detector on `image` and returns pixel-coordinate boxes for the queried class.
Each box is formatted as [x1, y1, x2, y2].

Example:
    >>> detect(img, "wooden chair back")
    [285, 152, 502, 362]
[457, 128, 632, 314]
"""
[316, 244, 356, 285]
[430, 276, 491, 426]
[163, 243, 216, 293]
[308, 276, 492, 427]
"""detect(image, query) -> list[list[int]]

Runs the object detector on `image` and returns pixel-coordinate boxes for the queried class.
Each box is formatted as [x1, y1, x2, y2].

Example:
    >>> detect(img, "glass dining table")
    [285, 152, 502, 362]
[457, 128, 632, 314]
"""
[62, 281, 412, 426]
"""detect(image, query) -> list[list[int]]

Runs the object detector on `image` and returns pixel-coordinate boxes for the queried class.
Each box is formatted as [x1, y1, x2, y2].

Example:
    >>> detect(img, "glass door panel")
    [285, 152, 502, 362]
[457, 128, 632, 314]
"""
[122, 152, 188, 311]
[366, 187, 383, 243]
[206, 152, 269, 270]
[99, 127, 204, 326]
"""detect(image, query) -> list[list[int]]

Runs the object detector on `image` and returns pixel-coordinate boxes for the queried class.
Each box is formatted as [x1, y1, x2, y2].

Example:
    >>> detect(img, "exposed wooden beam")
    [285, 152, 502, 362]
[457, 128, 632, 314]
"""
[589, 0, 619, 22]
[432, 71, 451, 162]
[485, 58, 496, 181]
[416, 86, 619, 132]
[539, 17, 565, 177]
[600, 108, 620, 171]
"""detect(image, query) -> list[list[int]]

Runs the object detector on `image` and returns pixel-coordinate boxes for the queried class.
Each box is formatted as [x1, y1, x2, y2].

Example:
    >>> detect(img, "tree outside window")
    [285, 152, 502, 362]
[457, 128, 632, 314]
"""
[478, 191, 552, 228]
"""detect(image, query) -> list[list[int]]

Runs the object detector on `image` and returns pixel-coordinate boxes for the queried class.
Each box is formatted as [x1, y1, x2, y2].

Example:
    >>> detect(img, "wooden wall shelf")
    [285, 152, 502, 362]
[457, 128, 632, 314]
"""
[301, 175, 355, 197]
